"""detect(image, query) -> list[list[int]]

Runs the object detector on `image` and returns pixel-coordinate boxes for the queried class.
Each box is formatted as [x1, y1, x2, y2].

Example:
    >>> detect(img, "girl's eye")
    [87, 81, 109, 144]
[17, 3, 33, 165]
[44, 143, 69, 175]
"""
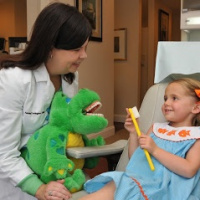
[164, 96, 167, 102]
[173, 96, 178, 100]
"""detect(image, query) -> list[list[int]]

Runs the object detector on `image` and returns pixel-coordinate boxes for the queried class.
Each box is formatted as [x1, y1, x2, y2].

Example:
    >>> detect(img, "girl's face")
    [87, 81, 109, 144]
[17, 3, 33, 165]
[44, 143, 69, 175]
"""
[46, 39, 89, 76]
[162, 82, 198, 127]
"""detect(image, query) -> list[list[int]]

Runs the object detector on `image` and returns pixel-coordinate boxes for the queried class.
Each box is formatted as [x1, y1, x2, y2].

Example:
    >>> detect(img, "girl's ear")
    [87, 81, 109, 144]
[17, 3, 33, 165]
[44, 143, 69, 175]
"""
[192, 104, 200, 114]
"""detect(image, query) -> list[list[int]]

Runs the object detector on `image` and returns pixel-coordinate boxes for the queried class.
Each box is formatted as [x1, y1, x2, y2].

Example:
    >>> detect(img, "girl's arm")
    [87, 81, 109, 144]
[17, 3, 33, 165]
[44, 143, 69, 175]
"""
[128, 132, 139, 159]
[139, 133, 200, 178]
[124, 108, 139, 158]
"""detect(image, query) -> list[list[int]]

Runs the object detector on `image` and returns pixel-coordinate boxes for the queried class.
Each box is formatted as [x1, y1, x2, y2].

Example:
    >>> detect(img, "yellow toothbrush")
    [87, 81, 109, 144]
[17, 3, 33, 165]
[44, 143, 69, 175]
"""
[128, 107, 155, 171]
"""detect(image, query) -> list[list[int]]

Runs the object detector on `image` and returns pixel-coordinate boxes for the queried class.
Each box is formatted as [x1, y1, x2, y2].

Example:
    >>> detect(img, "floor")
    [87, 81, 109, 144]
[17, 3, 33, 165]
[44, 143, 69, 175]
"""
[84, 122, 129, 178]
[106, 122, 129, 144]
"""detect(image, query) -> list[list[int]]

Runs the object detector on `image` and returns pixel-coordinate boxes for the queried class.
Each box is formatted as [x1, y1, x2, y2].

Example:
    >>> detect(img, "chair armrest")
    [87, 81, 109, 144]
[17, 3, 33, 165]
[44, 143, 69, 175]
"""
[66, 140, 128, 159]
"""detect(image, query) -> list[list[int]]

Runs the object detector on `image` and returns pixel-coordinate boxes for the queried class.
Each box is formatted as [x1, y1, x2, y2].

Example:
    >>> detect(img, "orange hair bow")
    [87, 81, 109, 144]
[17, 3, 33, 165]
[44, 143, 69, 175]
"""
[195, 89, 200, 105]
[195, 89, 200, 98]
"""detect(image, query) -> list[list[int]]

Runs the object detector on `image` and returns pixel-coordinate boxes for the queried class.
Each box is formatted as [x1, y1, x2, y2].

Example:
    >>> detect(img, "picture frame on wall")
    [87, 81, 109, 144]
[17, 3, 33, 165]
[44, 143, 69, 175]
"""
[114, 28, 127, 61]
[76, 0, 102, 42]
[158, 9, 169, 41]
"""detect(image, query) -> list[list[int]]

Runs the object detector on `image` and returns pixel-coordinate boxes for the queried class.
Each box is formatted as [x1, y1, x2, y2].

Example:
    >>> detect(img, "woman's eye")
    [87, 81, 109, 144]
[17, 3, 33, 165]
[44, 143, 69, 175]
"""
[73, 45, 87, 52]
[74, 48, 81, 52]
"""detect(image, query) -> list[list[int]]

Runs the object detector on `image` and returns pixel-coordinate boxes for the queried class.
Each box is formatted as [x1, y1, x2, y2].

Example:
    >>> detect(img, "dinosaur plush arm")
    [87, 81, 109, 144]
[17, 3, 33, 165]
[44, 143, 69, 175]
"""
[82, 135, 105, 169]
[83, 135, 105, 147]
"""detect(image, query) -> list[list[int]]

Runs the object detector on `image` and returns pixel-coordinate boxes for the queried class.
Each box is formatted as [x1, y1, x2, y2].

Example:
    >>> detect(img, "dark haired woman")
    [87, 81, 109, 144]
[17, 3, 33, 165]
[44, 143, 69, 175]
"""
[0, 2, 91, 200]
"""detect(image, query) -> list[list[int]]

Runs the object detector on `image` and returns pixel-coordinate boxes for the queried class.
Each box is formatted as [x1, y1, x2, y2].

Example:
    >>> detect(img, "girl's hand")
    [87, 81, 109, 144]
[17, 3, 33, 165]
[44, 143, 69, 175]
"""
[138, 134, 157, 154]
[124, 108, 137, 134]
[36, 180, 72, 200]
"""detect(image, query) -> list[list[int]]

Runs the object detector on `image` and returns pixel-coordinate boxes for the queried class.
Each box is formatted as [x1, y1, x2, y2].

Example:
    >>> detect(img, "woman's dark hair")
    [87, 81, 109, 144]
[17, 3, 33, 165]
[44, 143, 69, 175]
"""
[0, 3, 92, 84]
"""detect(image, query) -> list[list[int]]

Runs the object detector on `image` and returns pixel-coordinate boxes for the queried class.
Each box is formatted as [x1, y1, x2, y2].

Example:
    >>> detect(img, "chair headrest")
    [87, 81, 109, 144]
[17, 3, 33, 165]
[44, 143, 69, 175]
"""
[154, 42, 200, 83]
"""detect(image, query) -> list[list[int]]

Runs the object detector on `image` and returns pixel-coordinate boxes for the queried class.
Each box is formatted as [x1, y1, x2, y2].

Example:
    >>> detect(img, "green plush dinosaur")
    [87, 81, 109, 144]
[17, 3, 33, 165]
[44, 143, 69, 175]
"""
[21, 88, 108, 193]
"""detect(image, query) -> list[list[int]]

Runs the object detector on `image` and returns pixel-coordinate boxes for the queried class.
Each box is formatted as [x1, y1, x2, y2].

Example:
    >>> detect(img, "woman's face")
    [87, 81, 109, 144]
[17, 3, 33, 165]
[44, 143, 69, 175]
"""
[46, 39, 89, 76]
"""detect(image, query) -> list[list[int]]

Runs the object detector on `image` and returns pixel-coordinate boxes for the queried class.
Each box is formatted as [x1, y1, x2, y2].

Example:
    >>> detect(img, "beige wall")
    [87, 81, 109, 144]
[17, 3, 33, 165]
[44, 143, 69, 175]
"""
[78, 0, 115, 136]
[26, 0, 75, 37]
[114, 0, 181, 123]
[27, 0, 115, 138]
[15, 0, 27, 36]
[114, 0, 142, 122]
[171, 10, 181, 41]
[0, 0, 27, 51]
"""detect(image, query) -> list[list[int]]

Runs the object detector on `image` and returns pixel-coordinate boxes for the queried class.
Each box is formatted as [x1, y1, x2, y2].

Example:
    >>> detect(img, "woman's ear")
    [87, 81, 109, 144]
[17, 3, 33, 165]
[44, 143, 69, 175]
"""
[192, 104, 200, 114]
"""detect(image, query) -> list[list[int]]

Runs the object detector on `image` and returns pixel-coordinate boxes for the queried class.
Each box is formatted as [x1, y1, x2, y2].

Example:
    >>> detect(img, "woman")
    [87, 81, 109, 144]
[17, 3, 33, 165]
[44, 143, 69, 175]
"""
[0, 2, 92, 200]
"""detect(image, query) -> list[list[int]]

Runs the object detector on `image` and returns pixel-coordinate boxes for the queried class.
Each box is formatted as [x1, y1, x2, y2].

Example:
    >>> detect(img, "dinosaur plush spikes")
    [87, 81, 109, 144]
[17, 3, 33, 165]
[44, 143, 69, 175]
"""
[21, 88, 108, 193]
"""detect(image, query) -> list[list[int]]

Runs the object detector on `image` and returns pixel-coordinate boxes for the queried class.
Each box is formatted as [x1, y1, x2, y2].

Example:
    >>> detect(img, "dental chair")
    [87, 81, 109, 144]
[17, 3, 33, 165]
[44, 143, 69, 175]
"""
[70, 41, 200, 199]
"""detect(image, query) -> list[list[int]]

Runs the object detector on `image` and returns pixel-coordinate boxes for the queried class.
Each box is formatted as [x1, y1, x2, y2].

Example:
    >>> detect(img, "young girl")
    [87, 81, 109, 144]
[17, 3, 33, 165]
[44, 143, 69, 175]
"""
[80, 78, 200, 200]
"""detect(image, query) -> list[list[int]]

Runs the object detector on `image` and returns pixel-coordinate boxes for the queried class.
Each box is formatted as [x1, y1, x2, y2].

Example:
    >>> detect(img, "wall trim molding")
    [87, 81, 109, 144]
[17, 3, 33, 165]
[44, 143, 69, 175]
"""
[114, 114, 126, 123]
[87, 125, 115, 139]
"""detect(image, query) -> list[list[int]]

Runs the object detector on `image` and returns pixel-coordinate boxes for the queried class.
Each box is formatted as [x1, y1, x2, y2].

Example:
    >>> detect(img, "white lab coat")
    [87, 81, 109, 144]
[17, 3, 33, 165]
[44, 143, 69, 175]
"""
[0, 64, 78, 199]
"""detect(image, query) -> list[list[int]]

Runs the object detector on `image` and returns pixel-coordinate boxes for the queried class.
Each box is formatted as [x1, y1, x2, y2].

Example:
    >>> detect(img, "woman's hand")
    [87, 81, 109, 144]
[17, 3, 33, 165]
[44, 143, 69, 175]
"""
[124, 108, 137, 134]
[138, 134, 157, 154]
[35, 180, 72, 200]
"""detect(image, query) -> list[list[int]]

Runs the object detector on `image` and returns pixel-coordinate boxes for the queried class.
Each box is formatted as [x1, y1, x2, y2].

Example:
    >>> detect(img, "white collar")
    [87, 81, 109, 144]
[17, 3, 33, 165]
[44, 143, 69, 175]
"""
[33, 63, 49, 82]
[153, 122, 200, 141]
